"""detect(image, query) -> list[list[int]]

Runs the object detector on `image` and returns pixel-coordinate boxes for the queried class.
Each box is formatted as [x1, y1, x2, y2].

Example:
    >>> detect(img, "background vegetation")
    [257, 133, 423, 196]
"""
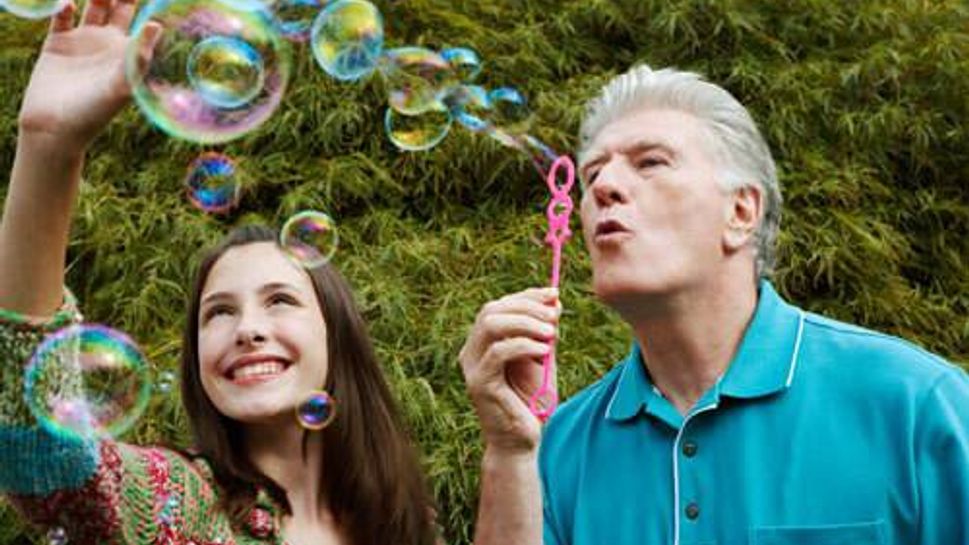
[2, 0, 968, 542]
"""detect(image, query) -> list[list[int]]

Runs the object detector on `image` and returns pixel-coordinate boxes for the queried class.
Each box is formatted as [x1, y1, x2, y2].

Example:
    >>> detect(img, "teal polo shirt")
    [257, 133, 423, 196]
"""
[539, 281, 969, 545]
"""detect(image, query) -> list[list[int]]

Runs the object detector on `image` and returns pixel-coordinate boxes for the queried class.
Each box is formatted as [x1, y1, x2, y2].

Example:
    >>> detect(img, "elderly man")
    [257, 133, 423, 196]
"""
[460, 64, 969, 545]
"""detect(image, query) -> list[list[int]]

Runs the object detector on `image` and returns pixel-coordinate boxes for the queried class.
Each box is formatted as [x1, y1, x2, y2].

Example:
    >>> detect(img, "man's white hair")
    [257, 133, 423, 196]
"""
[577, 65, 782, 279]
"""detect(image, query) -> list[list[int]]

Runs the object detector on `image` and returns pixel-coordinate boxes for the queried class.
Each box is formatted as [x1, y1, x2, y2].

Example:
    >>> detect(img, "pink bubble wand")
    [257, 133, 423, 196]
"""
[527, 153, 576, 422]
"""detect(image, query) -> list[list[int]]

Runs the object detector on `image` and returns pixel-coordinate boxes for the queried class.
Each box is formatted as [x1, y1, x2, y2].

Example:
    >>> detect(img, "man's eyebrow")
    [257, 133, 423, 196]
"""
[581, 139, 675, 172]
[200, 282, 299, 306]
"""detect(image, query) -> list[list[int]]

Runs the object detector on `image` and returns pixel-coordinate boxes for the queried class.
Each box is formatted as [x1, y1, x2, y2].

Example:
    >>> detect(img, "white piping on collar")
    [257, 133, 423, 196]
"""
[784, 310, 807, 388]
[604, 359, 632, 419]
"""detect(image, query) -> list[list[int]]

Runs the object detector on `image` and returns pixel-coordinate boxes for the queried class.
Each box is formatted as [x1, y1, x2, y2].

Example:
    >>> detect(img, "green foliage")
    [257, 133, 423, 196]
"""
[1, 0, 968, 542]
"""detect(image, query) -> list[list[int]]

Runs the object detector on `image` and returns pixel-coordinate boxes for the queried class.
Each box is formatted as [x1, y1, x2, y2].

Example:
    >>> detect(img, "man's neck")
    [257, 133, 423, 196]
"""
[623, 276, 759, 416]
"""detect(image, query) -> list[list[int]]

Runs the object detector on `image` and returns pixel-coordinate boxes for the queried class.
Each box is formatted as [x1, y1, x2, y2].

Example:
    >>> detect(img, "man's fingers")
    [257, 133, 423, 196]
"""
[479, 313, 557, 345]
[498, 286, 559, 305]
[48, 1, 76, 33]
[481, 295, 561, 326]
[477, 337, 549, 383]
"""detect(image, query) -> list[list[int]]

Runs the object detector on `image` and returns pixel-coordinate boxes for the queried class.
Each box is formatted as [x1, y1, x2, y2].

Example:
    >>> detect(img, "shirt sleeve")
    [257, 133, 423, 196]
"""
[0, 293, 233, 543]
[915, 366, 969, 545]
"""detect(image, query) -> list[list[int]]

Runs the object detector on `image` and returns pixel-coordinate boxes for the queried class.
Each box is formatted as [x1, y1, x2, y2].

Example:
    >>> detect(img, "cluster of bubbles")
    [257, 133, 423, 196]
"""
[4, 0, 557, 211]
[311, 0, 540, 156]
[5, 0, 562, 439]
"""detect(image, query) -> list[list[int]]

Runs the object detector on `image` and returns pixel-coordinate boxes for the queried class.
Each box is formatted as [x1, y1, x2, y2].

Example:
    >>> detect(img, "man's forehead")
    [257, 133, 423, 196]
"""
[581, 109, 707, 165]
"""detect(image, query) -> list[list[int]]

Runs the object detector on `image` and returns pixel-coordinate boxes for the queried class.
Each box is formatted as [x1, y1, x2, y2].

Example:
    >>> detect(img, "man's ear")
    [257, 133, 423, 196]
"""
[723, 185, 762, 253]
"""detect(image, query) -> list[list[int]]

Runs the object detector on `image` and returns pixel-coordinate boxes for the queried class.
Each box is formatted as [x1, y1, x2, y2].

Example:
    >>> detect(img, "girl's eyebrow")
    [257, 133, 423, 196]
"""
[201, 281, 300, 306]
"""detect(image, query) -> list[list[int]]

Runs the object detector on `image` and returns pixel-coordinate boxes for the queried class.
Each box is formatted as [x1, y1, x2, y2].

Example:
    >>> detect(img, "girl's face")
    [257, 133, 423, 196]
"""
[197, 242, 329, 425]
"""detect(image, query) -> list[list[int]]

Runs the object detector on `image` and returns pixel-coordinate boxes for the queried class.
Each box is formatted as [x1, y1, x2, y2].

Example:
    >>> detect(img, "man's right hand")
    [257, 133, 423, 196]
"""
[460, 287, 561, 456]
[17, 0, 160, 156]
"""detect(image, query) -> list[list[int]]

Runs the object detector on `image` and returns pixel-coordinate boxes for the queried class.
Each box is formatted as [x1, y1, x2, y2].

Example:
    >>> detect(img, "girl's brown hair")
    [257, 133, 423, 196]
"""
[180, 224, 436, 545]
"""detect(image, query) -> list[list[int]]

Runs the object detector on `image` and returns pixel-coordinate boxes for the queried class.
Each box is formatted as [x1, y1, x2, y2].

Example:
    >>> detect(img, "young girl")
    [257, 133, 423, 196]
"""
[0, 0, 439, 543]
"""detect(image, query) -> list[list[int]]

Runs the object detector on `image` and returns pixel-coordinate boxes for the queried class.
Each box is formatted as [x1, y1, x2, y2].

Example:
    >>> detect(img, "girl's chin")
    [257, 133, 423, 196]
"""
[221, 403, 296, 427]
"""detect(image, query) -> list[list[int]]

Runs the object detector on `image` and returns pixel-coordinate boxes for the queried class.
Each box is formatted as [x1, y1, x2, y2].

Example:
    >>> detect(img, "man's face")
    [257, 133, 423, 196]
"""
[578, 107, 734, 308]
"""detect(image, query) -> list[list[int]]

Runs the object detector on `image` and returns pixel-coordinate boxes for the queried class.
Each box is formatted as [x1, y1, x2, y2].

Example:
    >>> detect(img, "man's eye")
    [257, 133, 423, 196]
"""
[636, 156, 664, 169]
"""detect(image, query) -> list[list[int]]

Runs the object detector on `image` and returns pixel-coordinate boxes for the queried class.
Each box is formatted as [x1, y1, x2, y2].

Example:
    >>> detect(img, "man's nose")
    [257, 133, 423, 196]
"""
[590, 160, 630, 208]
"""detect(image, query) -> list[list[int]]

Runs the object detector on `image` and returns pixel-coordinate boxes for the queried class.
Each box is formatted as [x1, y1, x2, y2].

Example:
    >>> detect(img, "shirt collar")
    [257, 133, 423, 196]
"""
[605, 280, 806, 422]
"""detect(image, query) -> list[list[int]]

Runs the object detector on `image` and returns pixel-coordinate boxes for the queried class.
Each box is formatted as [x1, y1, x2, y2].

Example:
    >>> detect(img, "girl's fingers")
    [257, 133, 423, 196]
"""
[107, 0, 136, 31]
[48, 1, 76, 34]
[81, 0, 112, 26]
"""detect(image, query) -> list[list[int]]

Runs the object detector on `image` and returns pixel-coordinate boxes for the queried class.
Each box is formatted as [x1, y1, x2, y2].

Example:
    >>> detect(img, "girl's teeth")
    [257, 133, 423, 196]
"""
[233, 361, 285, 380]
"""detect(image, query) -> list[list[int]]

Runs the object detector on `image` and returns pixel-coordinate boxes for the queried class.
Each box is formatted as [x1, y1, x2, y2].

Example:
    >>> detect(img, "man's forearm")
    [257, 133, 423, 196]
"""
[474, 447, 543, 545]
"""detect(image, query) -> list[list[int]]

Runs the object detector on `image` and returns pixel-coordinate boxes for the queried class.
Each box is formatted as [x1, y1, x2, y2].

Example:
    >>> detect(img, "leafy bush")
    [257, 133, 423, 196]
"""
[1, 0, 967, 542]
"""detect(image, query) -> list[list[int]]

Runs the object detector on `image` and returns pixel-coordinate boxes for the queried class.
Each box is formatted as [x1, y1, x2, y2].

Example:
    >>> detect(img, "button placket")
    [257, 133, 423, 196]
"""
[672, 403, 717, 545]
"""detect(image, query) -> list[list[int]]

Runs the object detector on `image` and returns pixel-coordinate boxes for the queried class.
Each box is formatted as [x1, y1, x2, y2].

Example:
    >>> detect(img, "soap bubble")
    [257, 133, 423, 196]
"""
[310, 0, 383, 81]
[0, 0, 67, 19]
[187, 35, 266, 109]
[273, 0, 325, 42]
[46, 526, 67, 545]
[488, 86, 532, 135]
[445, 85, 492, 132]
[440, 47, 481, 82]
[385, 108, 452, 151]
[156, 371, 177, 394]
[25, 325, 152, 440]
[126, 0, 291, 144]
[184, 152, 242, 214]
[279, 210, 339, 268]
[382, 46, 453, 115]
[296, 390, 336, 430]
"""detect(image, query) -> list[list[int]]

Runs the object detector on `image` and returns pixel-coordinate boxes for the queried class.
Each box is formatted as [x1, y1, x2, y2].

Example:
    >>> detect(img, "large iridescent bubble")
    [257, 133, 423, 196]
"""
[24, 324, 152, 440]
[126, 0, 292, 144]
[0, 0, 66, 19]
[310, 0, 384, 81]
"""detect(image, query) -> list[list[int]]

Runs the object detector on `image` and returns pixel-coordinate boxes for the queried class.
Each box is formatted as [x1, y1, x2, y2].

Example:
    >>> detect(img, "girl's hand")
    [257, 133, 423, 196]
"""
[18, 0, 160, 155]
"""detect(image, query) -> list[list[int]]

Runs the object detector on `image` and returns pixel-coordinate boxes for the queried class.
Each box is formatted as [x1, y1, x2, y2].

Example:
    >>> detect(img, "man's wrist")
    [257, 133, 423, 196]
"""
[482, 444, 539, 471]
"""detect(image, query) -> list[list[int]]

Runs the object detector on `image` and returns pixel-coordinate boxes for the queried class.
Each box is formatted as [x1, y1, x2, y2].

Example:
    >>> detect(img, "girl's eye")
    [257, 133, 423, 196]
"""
[203, 305, 233, 322]
[269, 293, 298, 306]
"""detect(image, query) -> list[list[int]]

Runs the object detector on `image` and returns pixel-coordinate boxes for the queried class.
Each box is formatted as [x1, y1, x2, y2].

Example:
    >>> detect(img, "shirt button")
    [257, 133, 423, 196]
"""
[685, 502, 700, 520]
[682, 441, 698, 458]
